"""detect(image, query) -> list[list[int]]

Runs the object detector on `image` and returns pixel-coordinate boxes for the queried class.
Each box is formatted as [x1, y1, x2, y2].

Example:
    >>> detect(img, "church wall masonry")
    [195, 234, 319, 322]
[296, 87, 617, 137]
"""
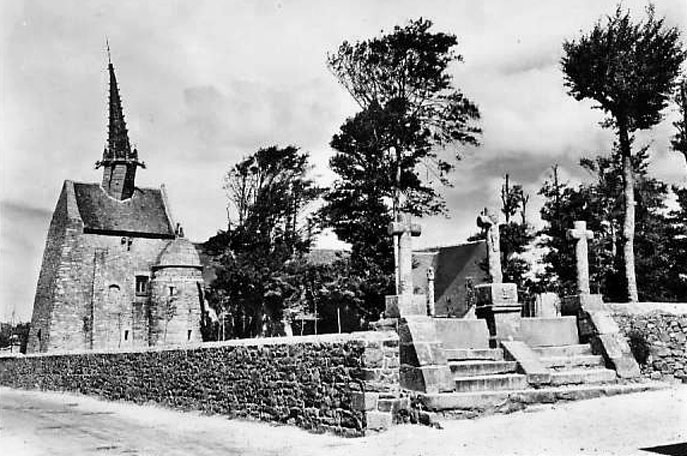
[1, 331, 401, 436]
[28, 57, 205, 353]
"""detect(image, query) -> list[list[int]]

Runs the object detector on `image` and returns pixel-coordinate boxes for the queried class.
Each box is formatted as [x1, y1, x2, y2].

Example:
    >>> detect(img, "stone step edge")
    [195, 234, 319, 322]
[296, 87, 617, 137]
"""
[531, 344, 593, 355]
[444, 348, 504, 361]
[449, 361, 518, 376]
[449, 360, 517, 367]
[549, 367, 617, 385]
[453, 373, 526, 383]
[540, 355, 604, 368]
[417, 382, 668, 411]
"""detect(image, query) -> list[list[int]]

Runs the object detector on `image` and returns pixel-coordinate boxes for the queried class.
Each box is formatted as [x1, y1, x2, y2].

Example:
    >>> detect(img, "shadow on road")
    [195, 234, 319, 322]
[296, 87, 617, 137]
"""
[640, 442, 687, 456]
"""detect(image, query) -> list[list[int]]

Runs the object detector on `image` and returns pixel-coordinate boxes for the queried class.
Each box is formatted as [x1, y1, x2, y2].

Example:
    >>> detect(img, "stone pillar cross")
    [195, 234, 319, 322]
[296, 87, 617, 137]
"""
[476, 208, 502, 283]
[426, 266, 436, 317]
[389, 213, 422, 295]
[567, 221, 594, 294]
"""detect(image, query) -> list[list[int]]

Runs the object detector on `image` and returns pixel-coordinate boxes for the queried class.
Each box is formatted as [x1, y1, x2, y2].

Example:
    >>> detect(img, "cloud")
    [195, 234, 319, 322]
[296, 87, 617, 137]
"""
[2, 0, 686, 321]
[0, 201, 52, 322]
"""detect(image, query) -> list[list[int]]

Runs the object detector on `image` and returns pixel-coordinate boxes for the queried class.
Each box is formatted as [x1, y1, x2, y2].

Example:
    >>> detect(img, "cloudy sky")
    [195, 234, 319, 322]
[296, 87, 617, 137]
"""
[1, 0, 686, 321]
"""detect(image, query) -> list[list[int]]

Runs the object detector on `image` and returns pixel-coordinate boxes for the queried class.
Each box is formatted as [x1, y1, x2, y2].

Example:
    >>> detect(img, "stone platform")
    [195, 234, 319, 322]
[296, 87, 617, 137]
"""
[417, 381, 668, 412]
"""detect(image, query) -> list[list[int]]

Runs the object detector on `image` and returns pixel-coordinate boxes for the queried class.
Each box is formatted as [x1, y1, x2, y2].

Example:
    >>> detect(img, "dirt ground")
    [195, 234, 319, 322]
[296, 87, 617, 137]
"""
[1, 385, 685, 456]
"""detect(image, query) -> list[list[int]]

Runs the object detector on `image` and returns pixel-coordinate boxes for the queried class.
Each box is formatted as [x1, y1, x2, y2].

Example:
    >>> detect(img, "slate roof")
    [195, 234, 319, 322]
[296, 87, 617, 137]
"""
[71, 182, 175, 238]
[156, 239, 202, 268]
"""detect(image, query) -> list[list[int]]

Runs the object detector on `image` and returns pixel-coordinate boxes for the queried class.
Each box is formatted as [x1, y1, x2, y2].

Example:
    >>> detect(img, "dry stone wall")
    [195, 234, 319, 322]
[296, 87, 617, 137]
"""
[0, 331, 400, 436]
[609, 303, 687, 382]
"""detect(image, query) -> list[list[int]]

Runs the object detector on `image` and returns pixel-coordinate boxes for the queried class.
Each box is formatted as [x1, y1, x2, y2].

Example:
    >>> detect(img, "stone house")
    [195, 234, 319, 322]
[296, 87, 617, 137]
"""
[27, 58, 204, 353]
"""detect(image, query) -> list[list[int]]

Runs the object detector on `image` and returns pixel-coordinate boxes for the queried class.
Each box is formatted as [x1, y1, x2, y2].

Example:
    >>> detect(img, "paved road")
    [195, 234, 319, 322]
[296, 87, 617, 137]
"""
[1, 385, 686, 456]
[0, 387, 347, 456]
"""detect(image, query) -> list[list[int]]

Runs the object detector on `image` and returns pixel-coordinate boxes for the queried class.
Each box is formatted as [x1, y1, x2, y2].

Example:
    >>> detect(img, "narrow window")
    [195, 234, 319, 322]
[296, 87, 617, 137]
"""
[168, 286, 176, 296]
[124, 330, 129, 341]
[37, 329, 42, 342]
[187, 330, 192, 341]
[135, 276, 149, 296]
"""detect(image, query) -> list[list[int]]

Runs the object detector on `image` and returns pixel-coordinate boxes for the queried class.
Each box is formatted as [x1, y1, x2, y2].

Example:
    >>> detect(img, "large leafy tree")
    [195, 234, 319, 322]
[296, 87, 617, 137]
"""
[205, 146, 322, 338]
[538, 148, 678, 301]
[672, 79, 687, 165]
[561, 5, 686, 302]
[327, 18, 481, 212]
[321, 19, 481, 311]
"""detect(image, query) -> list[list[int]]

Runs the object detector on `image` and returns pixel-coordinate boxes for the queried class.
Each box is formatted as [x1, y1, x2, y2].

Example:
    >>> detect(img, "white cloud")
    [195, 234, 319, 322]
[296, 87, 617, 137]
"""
[1, 0, 686, 320]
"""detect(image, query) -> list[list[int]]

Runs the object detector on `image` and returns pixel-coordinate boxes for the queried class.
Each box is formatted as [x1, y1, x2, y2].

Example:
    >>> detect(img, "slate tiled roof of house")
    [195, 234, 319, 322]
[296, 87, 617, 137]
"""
[156, 239, 202, 268]
[72, 182, 175, 238]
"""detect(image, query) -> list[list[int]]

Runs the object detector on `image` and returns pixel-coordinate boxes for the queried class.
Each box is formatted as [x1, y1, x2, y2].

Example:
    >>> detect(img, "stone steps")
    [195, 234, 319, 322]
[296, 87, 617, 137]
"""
[444, 348, 504, 361]
[449, 360, 518, 377]
[532, 344, 592, 358]
[541, 354, 605, 369]
[454, 373, 528, 393]
[417, 381, 668, 411]
[549, 367, 617, 386]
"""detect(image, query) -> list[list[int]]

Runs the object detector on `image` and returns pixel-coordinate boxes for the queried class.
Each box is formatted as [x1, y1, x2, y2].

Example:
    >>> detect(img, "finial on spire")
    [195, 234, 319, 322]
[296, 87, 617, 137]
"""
[106, 38, 112, 65]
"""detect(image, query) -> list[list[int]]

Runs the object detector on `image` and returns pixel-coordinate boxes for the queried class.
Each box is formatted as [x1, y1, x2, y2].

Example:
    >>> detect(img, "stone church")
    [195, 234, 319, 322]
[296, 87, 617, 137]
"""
[27, 57, 204, 353]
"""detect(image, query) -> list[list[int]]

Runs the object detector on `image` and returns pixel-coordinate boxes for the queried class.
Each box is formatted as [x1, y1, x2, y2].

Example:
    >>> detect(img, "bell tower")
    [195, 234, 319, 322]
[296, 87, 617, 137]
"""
[96, 45, 145, 200]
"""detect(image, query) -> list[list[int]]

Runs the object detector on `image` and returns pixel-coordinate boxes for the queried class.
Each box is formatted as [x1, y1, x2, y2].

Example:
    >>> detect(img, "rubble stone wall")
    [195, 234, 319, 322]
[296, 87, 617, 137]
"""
[0, 331, 400, 436]
[609, 303, 687, 382]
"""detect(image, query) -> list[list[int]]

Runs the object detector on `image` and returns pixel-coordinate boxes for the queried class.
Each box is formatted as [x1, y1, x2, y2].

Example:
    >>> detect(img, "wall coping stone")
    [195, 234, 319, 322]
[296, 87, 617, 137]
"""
[607, 302, 687, 315]
[0, 330, 398, 360]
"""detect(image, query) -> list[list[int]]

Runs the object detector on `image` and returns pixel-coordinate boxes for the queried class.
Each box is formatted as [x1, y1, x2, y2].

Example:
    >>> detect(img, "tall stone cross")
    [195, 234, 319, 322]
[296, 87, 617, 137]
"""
[476, 208, 502, 283]
[389, 213, 422, 295]
[567, 220, 594, 294]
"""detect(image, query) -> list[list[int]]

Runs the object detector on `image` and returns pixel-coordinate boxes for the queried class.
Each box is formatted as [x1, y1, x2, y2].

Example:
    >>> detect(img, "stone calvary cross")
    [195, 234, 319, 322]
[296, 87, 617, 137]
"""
[389, 213, 422, 295]
[476, 208, 503, 283]
[567, 220, 594, 294]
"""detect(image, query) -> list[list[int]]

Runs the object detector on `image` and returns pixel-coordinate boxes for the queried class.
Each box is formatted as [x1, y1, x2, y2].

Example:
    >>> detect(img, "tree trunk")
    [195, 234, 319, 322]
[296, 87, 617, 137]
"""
[619, 125, 639, 302]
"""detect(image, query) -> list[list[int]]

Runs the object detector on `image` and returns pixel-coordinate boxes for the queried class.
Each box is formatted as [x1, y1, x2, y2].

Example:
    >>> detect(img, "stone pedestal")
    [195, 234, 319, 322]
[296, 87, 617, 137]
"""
[474, 283, 522, 348]
[563, 293, 640, 379]
[398, 316, 454, 393]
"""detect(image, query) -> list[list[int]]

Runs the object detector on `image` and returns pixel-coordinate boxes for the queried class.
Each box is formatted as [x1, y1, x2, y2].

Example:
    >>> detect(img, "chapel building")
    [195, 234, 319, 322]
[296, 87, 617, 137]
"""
[27, 57, 204, 353]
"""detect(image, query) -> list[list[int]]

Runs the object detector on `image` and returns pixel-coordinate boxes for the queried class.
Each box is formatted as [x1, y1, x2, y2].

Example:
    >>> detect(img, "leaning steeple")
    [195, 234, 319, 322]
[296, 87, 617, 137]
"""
[96, 43, 145, 200]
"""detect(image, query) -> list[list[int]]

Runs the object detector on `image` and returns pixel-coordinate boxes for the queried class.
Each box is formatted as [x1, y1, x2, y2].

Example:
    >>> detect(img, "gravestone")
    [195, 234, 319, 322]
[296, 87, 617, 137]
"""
[533, 293, 561, 318]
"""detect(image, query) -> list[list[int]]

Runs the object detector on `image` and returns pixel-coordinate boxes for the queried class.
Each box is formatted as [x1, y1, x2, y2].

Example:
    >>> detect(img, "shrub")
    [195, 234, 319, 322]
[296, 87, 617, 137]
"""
[627, 329, 651, 365]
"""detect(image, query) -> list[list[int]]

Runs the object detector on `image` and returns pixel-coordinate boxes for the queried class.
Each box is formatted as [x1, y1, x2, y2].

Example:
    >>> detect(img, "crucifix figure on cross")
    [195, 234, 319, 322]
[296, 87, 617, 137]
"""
[476, 208, 503, 284]
[567, 220, 594, 294]
[388, 213, 422, 295]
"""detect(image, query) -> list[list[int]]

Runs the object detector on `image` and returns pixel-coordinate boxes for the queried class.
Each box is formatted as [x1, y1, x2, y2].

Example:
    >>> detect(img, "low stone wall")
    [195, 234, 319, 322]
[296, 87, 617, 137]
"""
[0, 331, 400, 436]
[609, 303, 687, 382]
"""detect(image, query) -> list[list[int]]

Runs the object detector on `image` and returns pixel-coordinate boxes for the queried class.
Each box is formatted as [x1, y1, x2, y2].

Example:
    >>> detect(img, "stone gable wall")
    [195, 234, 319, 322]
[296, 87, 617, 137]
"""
[27, 186, 204, 353]
[609, 303, 687, 382]
[0, 331, 400, 436]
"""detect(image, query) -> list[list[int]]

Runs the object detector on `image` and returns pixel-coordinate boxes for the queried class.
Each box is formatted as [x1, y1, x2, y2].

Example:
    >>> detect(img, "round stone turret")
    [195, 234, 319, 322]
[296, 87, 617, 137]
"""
[154, 238, 202, 269]
[149, 238, 204, 346]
